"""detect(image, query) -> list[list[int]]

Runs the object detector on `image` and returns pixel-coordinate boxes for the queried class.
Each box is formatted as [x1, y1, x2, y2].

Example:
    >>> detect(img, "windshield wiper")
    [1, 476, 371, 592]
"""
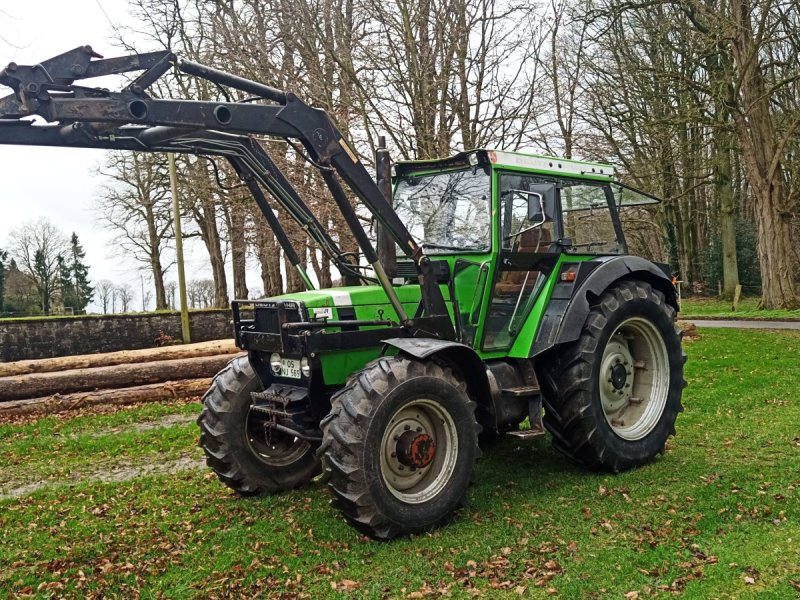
[421, 242, 484, 251]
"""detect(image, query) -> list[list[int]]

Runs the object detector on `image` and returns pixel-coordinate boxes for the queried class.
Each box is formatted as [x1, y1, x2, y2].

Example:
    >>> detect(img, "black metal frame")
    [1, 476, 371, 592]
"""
[0, 45, 455, 340]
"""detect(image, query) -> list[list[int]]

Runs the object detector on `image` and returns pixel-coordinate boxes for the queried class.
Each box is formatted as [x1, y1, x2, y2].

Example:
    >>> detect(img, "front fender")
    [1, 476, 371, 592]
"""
[382, 337, 495, 432]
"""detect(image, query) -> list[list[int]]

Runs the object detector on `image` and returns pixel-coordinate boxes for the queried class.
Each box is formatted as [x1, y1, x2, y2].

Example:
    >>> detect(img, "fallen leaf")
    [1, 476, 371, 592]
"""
[336, 579, 360, 590]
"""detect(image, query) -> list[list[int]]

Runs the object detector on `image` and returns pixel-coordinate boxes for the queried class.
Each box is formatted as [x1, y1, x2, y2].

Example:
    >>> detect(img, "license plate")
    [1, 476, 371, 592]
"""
[278, 358, 302, 379]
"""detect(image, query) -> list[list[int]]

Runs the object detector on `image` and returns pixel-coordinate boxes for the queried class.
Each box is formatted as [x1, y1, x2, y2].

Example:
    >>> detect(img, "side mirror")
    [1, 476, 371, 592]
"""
[527, 184, 556, 221]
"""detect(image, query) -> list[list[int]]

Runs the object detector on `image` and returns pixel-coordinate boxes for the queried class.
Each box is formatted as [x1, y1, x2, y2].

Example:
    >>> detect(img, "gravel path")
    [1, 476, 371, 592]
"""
[688, 319, 800, 330]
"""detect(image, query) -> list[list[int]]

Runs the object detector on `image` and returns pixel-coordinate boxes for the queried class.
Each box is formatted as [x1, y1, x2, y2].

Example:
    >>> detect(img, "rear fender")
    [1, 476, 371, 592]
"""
[382, 338, 496, 434]
[530, 256, 677, 357]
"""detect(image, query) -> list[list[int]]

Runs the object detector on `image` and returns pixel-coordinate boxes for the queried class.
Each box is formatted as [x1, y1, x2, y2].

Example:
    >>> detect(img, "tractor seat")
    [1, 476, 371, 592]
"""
[494, 227, 552, 297]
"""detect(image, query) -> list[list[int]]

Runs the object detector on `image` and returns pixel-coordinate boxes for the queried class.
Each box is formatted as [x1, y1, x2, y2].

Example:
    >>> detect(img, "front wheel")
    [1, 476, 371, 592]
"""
[541, 280, 686, 472]
[321, 356, 479, 539]
[198, 356, 321, 494]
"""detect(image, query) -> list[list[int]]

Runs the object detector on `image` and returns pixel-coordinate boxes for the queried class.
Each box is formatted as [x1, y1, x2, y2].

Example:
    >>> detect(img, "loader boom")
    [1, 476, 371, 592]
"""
[0, 45, 454, 338]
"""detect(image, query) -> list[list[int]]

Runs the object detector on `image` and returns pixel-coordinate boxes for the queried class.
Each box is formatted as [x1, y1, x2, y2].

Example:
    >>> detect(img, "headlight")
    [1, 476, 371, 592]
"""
[269, 352, 281, 373]
[300, 356, 311, 378]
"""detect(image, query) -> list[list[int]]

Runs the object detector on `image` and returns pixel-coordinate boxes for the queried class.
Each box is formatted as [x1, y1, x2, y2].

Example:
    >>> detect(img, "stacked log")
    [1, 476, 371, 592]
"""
[0, 340, 242, 418]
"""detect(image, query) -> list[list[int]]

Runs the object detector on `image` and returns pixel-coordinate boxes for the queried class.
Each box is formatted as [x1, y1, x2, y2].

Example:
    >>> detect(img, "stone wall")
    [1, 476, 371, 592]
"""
[0, 310, 235, 362]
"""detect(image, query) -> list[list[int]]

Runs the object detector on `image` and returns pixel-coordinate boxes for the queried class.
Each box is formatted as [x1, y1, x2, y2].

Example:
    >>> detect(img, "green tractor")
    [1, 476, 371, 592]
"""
[201, 148, 686, 539]
[0, 46, 685, 540]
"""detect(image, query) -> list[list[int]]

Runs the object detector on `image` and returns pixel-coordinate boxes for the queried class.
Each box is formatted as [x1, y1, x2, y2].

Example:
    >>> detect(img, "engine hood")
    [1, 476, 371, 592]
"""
[266, 285, 422, 322]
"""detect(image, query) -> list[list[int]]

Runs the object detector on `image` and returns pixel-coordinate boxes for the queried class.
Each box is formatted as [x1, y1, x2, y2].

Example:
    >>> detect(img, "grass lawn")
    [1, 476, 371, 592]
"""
[680, 296, 800, 320]
[1, 329, 799, 598]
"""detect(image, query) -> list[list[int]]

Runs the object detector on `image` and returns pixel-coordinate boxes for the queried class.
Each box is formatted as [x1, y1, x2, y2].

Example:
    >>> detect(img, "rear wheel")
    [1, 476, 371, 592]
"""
[541, 280, 686, 472]
[321, 356, 479, 539]
[198, 356, 321, 494]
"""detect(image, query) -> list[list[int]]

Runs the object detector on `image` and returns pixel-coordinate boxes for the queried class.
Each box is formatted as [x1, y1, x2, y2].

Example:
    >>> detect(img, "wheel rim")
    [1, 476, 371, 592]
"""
[599, 317, 669, 440]
[380, 398, 459, 504]
[245, 408, 310, 467]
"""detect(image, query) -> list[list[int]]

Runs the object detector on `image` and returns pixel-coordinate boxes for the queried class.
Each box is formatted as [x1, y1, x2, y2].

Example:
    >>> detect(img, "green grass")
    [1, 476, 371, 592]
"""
[0, 402, 200, 492]
[2, 329, 800, 598]
[680, 296, 800, 319]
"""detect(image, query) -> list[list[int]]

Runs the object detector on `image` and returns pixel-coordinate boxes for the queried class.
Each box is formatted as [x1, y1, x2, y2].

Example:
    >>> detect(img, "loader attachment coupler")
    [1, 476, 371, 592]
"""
[0, 45, 454, 340]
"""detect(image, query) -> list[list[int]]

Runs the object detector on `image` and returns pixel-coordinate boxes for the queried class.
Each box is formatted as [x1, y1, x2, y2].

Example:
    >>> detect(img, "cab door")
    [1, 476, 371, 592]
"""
[481, 173, 560, 351]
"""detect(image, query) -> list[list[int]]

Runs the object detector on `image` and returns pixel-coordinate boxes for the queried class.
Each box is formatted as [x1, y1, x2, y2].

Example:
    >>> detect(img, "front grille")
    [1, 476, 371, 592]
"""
[253, 301, 303, 334]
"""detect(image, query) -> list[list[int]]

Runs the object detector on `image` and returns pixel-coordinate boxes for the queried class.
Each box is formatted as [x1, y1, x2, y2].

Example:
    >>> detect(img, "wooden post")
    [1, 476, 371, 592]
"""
[168, 153, 191, 343]
[732, 284, 742, 311]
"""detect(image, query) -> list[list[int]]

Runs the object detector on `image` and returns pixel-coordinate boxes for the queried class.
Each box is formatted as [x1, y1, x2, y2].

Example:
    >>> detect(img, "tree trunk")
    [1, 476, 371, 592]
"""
[714, 127, 740, 299]
[203, 196, 229, 308]
[144, 202, 168, 310]
[254, 219, 283, 297]
[0, 378, 212, 418]
[0, 354, 240, 401]
[186, 161, 229, 308]
[229, 202, 248, 299]
[730, 0, 798, 308]
[0, 340, 239, 377]
[285, 246, 304, 293]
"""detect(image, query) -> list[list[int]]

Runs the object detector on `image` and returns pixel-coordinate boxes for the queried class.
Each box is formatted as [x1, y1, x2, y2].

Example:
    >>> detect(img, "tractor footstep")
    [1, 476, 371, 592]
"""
[506, 428, 546, 440]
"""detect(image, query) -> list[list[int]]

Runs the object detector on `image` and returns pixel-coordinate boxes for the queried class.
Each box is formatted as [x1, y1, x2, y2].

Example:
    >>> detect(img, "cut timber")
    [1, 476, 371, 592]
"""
[0, 339, 239, 377]
[0, 378, 212, 418]
[0, 354, 242, 401]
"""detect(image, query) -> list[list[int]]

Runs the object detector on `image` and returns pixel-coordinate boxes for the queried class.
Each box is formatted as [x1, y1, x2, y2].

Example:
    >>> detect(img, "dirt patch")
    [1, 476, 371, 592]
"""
[0, 453, 206, 500]
[86, 412, 197, 438]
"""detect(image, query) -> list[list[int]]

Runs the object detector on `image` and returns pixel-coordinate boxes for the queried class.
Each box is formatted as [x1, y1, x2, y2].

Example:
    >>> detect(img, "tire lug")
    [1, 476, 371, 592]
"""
[404, 425, 411, 431]
[416, 427, 422, 432]
[390, 452, 396, 458]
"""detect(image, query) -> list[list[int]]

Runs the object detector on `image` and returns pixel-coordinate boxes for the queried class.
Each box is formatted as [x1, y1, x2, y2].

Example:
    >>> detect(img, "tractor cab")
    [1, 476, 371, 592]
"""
[392, 149, 661, 352]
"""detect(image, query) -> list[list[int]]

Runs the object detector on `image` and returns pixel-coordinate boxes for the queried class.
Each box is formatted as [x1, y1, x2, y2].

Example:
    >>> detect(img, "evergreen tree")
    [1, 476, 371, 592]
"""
[57, 254, 74, 311]
[33, 249, 54, 314]
[66, 233, 93, 312]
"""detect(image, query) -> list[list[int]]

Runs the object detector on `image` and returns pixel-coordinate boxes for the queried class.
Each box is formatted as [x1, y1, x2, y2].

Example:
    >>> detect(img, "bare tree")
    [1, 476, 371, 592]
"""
[115, 284, 134, 313]
[165, 280, 177, 309]
[188, 278, 215, 308]
[579, 0, 799, 307]
[97, 151, 174, 310]
[6, 218, 69, 315]
[95, 279, 115, 314]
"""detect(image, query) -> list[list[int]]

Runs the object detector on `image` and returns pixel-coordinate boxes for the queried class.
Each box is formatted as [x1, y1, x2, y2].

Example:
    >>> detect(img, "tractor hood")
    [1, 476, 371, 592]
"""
[267, 285, 422, 323]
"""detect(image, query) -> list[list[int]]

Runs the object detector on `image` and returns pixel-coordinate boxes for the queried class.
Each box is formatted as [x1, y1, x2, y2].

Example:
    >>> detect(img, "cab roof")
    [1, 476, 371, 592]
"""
[394, 149, 615, 181]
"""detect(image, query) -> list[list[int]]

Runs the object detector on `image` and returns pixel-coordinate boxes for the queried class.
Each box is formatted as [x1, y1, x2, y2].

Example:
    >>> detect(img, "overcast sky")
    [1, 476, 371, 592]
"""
[0, 1, 239, 311]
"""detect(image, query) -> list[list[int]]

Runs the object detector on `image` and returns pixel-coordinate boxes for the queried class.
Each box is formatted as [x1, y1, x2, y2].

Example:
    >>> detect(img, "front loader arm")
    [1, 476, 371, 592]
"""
[0, 46, 454, 338]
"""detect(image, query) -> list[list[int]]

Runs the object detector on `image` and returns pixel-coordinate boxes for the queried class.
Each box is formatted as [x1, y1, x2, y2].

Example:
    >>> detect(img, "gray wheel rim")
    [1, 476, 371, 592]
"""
[599, 317, 669, 440]
[246, 408, 310, 467]
[380, 398, 459, 504]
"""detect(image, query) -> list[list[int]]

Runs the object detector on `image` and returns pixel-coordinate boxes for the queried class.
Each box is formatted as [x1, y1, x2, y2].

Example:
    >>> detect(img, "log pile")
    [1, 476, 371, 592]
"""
[0, 340, 242, 418]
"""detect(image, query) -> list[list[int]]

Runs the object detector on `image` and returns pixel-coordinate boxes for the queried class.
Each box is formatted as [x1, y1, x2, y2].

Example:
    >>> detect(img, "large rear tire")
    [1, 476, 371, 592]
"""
[198, 356, 321, 494]
[321, 356, 479, 539]
[541, 280, 686, 472]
